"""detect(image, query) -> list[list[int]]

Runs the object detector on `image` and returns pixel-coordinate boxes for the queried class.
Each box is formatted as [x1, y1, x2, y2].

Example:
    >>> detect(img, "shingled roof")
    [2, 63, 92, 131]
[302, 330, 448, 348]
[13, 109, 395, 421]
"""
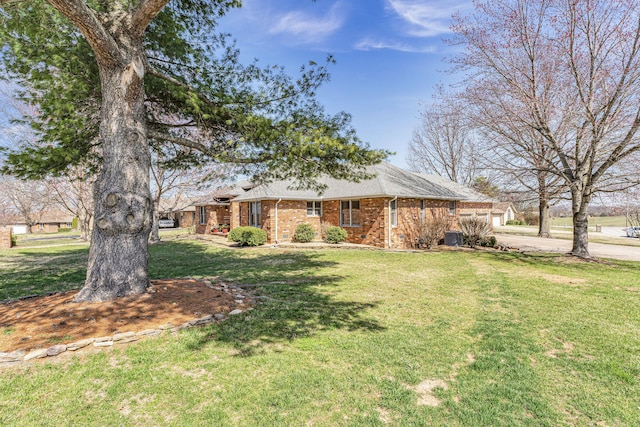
[416, 173, 496, 203]
[232, 162, 468, 202]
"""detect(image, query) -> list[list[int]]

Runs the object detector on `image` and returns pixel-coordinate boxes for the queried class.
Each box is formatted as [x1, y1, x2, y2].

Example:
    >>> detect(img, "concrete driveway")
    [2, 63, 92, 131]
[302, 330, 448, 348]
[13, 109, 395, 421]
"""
[495, 234, 640, 262]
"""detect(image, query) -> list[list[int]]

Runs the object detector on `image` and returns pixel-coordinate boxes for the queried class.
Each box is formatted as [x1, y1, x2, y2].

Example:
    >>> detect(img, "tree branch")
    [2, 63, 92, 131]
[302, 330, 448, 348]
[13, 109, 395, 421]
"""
[45, 0, 123, 66]
[131, 0, 169, 39]
[147, 129, 256, 164]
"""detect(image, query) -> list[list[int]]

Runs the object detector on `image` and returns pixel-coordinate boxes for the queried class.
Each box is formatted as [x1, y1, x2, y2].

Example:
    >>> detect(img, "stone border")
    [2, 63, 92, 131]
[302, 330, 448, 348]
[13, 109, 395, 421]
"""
[0, 279, 253, 367]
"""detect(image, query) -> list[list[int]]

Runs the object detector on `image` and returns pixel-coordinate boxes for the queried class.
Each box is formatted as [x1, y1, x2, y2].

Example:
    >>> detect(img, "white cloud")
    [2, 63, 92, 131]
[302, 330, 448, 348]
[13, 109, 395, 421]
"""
[269, 2, 346, 44]
[386, 0, 472, 37]
[354, 37, 437, 53]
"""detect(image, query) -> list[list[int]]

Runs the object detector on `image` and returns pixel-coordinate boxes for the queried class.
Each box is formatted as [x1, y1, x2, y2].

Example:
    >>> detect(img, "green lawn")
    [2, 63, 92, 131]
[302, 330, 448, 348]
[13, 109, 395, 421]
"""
[550, 216, 629, 228]
[1, 240, 639, 426]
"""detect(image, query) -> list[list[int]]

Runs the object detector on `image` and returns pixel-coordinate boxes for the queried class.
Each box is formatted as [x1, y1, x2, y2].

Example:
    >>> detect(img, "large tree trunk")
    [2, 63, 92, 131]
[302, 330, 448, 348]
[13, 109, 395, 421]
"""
[75, 52, 151, 302]
[570, 188, 591, 258]
[538, 198, 551, 238]
[537, 173, 552, 238]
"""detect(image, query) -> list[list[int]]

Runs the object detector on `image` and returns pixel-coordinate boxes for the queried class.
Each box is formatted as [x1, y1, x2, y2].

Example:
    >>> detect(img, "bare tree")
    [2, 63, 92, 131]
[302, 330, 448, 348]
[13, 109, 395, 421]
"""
[408, 87, 477, 185]
[452, 0, 640, 257]
[0, 176, 51, 233]
[474, 117, 566, 237]
[46, 169, 94, 241]
[148, 145, 228, 243]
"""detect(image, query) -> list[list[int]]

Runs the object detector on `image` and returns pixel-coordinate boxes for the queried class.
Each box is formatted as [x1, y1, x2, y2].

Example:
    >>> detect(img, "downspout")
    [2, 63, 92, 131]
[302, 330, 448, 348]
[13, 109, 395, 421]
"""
[388, 196, 397, 249]
[274, 198, 282, 244]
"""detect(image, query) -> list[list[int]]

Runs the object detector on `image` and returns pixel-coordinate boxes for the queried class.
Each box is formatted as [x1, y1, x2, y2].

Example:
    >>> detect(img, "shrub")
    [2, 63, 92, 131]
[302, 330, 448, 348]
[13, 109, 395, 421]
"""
[460, 216, 492, 248]
[71, 217, 79, 229]
[293, 223, 315, 243]
[228, 226, 267, 246]
[58, 228, 72, 233]
[522, 211, 539, 226]
[228, 227, 245, 242]
[10, 234, 17, 247]
[324, 226, 348, 244]
[505, 219, 523, 226]
[480, 236, 498, 248]
[418, 209, 449, 249]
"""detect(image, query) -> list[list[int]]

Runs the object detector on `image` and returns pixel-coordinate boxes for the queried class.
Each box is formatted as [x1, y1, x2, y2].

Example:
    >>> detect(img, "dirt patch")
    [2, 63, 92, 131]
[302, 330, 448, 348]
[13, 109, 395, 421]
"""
[0, 279, 251, 353]
[409, 379, 449, 407]
[539, 273, 589, 287]
[544, 336, 575, 359]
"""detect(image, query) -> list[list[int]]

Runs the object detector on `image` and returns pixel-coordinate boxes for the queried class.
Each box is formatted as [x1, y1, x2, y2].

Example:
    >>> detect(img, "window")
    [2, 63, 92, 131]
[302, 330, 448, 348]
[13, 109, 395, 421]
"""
[390, 199, 397, 227]
[449, 201, 457, 215]
[249, 201, 262, 227]
[340, 200, 360, 227]
[199, 206, 206, 225]
[307, 201, 321, 216]
[420, 199, 426, 221]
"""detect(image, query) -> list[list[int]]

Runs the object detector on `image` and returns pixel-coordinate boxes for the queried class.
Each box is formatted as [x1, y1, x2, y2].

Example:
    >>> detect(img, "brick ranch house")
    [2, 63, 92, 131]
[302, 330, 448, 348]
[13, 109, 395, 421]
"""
[195, 163, 494, 249]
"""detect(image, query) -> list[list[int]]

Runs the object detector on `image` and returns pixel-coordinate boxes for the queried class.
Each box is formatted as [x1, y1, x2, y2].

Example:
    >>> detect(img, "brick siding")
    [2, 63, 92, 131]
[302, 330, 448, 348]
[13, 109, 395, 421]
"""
[179, 211, 196, 228]
[195, 205, 231, 234]
[215, 197, 491, 249]
[0, 227, 12, 249]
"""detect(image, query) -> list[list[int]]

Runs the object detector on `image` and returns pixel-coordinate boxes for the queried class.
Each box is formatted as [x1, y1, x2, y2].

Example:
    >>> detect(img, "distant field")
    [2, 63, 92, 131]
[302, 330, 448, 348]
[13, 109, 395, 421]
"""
[550, 216, 629, 228]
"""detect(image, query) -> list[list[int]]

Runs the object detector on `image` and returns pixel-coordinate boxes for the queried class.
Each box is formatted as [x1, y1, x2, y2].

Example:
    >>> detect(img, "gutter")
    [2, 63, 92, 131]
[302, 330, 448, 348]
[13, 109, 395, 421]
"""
[274, 198, 282, 244]
[388, 196, 397, 249]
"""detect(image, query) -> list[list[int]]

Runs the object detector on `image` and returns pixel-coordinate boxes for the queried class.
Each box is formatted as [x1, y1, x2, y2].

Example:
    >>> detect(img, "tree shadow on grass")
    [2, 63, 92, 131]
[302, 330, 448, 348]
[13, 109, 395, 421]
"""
[148, 241, 386, 355]
[0, 240, 385, 353]
[0, 247, 89, 301]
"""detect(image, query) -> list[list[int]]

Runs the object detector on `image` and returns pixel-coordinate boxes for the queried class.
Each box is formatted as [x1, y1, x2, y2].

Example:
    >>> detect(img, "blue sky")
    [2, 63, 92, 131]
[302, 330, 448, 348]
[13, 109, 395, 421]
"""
[218, 0, 473, 168]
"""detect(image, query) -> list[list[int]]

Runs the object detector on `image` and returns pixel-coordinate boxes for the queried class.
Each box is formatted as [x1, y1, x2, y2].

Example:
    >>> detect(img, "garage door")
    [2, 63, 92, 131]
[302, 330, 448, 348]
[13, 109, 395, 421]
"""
[12, 225, 27, 234]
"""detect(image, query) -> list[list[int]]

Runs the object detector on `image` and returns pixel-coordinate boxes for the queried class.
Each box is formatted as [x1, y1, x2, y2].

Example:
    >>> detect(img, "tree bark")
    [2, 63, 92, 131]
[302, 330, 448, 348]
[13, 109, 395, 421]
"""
[570, 188, 591, 258]
[74, 51, 152, 302]
[78, 209, 92, 242]
[538, 198, 551, 238]
[537, 173, 551, 238]
[149, 199, 160, 244]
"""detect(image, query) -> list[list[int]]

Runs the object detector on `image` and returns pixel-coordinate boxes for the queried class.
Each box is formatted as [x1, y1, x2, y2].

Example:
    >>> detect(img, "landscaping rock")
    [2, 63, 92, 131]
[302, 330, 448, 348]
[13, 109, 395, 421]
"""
[24, 349, 48, 361]
[189, 315, 213, 326]
[67, 338, 95, 351]
[229, 309, 243, 316]
[0, 350, 25, 363]
[214, 313, 226, 321]
[136, 329, 160, 337]
[94, 336, 112, 343]
[115, 337, 139, 344]
[158, 323, 174, 330]
[93, 341, 113, 347]
[113, 332, 135, 341]
[46, 345, 67, 357]
[234, 299, 244, 304]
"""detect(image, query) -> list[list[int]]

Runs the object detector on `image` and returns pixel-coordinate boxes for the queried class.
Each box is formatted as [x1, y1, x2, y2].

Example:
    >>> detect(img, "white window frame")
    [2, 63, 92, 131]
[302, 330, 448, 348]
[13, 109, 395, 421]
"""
[199, 206, 206, 225]
[249, 201, 262, 227]
[449, 201, 457, 215]
[307, 201, 322, 217]
[390, 199, 397, 227]
[340, 199, 360, 227]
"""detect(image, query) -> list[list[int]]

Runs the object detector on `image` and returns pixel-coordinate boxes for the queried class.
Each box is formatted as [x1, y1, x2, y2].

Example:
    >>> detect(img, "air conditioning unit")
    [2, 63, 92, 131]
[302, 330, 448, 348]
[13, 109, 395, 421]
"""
[444, 231, 463, 246]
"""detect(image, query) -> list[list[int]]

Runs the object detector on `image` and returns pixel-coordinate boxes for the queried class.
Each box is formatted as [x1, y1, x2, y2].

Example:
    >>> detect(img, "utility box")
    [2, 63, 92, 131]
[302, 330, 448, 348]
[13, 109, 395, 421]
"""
[445, 231, 463, 247]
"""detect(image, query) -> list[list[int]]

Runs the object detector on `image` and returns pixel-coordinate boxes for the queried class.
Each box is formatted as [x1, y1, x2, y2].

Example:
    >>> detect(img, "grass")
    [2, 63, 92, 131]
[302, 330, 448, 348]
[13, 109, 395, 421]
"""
[550, 216, 629, 228]
[1, 240, 640, 426]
